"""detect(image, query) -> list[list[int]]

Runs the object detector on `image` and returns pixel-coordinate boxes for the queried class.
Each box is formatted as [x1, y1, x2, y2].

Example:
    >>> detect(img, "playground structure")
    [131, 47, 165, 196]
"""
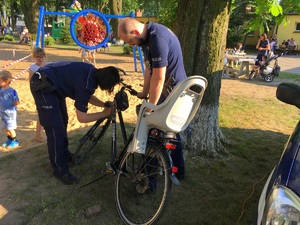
[35, 3, 144, 72]
[51, 21, 64, 40]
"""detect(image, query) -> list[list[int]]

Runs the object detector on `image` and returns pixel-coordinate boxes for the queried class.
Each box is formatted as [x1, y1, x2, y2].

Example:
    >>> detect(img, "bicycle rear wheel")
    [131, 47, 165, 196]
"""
[115, 140, 171, 225]
[73, 118, 110, 164]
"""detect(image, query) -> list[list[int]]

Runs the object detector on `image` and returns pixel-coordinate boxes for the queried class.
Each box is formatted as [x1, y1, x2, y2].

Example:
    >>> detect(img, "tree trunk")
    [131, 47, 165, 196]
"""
[10, 1, 16, 31]
[109, 0, 122, 39]
[20, 0, 39, 34]
[176, 0, 231, 157]
[1, 2, 7, 27]
[242, 33, 248, 50]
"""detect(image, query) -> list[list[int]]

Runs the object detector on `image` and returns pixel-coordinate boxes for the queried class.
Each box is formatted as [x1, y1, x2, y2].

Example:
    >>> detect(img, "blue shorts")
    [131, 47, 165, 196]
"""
[82, 50, 87, 57]
[1, 110, 17, 130]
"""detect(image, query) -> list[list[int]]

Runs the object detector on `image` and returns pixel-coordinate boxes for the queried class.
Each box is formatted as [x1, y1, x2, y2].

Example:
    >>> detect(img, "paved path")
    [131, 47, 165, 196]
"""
[225, 53, 300, 78]
[277, 54, 300, 75]
[247, 53, 300, 75]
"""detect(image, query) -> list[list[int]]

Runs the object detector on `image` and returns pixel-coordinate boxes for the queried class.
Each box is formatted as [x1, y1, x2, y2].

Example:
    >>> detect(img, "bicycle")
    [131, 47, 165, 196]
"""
[73, 68, 208, 225]
[72, 76, 136, 165]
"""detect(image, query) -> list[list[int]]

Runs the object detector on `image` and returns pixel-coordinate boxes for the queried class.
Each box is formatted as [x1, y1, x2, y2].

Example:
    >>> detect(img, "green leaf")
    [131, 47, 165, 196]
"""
[270, 5, 282, 17]
[249, 18, 262, 31]
[259, 22, 264, 34]
[275, 15, 285, 25]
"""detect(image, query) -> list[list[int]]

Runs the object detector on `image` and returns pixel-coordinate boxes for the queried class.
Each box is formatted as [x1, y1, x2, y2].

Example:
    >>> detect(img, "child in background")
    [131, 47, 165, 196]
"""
[88, 49, 96, 67]
[0, 70, 20, 148]
[251, 55, 268, 77]
[79, 47, 90, 63]
[28, 47, 48, 142]
[260, 55, 268, 66]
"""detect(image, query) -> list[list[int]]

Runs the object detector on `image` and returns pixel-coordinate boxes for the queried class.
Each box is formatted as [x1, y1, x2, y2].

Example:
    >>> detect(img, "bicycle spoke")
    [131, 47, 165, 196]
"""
[115, 141, 171, 225]
[73, 118, 110, 164]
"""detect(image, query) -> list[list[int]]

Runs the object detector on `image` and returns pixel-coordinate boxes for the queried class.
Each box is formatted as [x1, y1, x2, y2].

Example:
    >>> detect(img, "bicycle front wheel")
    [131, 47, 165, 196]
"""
[73, 118, 110, 164]
[115, 141, 171, 225]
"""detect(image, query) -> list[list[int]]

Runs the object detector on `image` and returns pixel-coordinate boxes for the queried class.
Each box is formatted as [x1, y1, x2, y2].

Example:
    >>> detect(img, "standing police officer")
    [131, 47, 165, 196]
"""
[118, 18, 186, 179]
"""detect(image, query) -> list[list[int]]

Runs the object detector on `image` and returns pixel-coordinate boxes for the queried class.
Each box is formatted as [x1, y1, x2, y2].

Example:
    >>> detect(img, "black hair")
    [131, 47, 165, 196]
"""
[94, 66, 121, 93]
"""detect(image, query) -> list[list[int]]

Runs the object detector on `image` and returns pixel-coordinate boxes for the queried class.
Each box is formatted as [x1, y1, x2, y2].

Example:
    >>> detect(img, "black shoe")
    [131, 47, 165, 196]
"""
[56, 172, 79, 185]
[175, 173, 185, 180]
[66, 152, 74, 162]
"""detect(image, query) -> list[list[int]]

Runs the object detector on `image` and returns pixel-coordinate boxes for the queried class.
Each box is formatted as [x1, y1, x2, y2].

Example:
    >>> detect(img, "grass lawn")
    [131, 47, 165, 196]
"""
[0, 41, 299, 224]
[280, 71, 300, 81]
[1, 81, 298, 225]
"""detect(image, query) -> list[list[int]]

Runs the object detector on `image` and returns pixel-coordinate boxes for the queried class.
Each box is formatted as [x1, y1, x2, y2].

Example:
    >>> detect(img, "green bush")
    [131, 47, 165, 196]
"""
[4, 35, 14, 41]
[45, 36, 55, 45]
[60, 18, 74, 44]
[226, 32, 243, 49]
[123, 45, 132, 55]
[0, 34, 14, 41]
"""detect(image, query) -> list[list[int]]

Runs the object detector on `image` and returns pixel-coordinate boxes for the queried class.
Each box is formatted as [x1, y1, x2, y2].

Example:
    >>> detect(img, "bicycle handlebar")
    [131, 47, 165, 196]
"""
[120, 79, 139, 96]
[116, 68, 148, 100]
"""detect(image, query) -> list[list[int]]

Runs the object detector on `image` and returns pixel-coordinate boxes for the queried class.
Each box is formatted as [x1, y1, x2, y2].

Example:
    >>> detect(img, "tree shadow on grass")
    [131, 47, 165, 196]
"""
[162, 127, 291, 225]
[0, 124, 293, 225]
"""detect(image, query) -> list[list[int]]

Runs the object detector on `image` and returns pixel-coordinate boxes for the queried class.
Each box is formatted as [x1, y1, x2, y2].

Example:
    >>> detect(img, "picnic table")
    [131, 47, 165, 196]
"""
[234, 52, 246, 56]
[224, 54, 256, 78]
[225, 54, 252, 65]
[235, 58, 256, 78]
[225, 54, 241, 67]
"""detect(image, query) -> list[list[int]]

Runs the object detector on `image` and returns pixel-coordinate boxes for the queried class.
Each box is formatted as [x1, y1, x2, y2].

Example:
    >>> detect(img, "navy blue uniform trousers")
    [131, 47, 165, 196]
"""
[172, 134, 185, 176]
[31, 90, 70, 177]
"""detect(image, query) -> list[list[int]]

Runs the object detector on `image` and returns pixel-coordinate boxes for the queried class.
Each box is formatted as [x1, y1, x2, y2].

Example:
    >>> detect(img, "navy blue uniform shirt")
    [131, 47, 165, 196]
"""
[142, 22, 186, 84]
[39, 61, 96, 112]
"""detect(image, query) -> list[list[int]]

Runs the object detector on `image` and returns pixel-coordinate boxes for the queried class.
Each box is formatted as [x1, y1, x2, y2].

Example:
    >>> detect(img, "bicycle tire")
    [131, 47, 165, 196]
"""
[115, 140, 171, 225]
[72, 118, 110, 164]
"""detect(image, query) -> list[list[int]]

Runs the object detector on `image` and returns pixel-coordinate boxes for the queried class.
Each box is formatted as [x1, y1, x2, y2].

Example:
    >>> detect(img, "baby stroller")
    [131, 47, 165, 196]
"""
[249, 53, 283, 82]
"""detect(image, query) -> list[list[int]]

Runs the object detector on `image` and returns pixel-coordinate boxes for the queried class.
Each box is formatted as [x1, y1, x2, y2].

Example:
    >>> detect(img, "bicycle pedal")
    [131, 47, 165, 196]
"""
[102, 169, 115, 174]
[102, 162, 115, 174]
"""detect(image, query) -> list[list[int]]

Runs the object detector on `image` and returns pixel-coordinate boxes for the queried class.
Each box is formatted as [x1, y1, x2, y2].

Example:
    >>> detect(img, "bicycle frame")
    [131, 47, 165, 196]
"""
[110, 100, 132, 163]
[103, 87, 179, 182]
[72, 78, 139, 165]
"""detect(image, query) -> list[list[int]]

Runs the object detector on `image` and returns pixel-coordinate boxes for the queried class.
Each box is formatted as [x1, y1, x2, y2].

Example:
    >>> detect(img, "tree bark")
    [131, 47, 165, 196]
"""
[109, 0, 122, 39]
[20, 0, 39, 34]
[176, 0, 231, 157]
[10, 1, 17, 31]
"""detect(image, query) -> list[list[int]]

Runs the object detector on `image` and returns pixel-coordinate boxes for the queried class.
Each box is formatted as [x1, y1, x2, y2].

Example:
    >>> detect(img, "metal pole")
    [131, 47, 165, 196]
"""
[138, 46, 144, 74]
[36, 6, 44, 48]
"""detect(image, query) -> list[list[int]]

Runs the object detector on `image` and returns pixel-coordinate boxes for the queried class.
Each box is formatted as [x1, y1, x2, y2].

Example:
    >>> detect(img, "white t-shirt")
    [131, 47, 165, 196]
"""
[290, 40, 297, 47]
[29, 62, 51, 73]
[270, 41, 276, 51]
[29, 64, 40, 73]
